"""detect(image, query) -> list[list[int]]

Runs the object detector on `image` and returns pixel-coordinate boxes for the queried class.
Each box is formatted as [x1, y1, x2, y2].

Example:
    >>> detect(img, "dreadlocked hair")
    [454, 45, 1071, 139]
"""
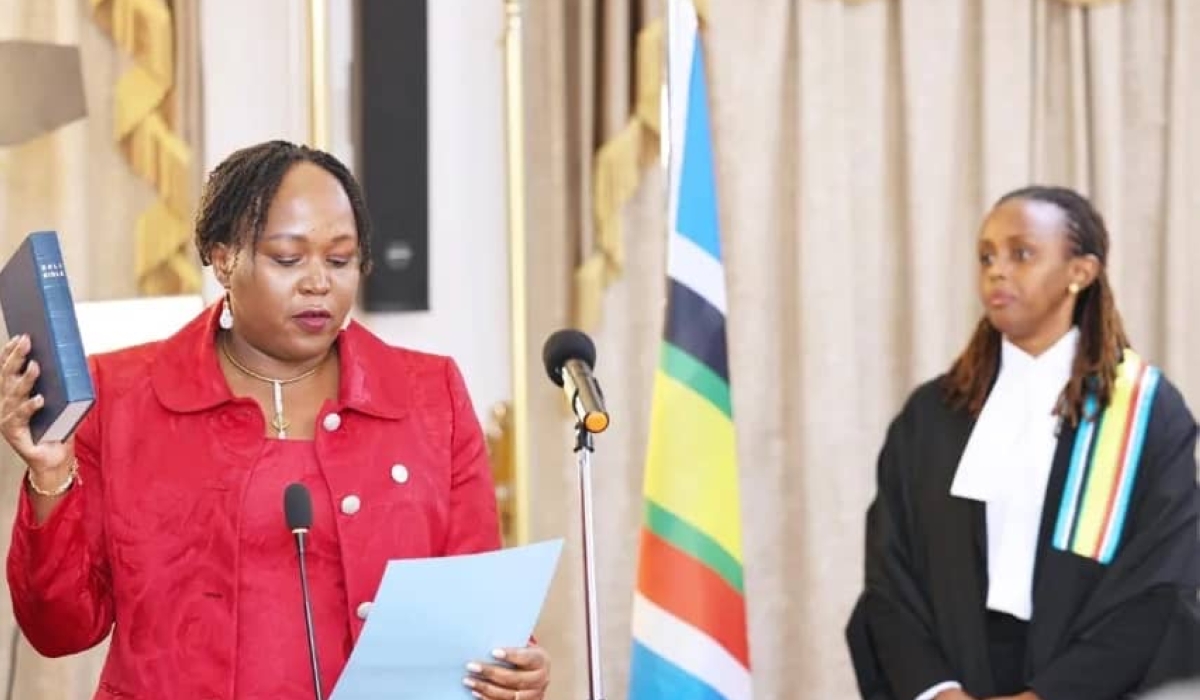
[194, 140, 373, 274]
[943, 185, 1130, 427]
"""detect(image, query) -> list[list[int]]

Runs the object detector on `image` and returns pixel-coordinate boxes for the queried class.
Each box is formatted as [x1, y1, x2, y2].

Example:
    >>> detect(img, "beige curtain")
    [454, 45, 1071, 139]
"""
[518, 0, 663, 333]
[519, 1, 668, 695]
[577, 1, 663, 331]
[0, 0, 203, 697]
[522, 1, 1200, 699]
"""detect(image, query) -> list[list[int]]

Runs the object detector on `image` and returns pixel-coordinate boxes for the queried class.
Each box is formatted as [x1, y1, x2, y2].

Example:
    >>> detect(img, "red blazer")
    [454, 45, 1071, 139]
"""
[6, 303, 501, 699]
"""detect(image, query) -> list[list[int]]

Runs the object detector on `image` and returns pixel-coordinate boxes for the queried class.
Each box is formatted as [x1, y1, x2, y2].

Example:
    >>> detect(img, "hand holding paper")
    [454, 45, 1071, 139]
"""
[330, 539, 563, 700]
[463, 645, 550, 700]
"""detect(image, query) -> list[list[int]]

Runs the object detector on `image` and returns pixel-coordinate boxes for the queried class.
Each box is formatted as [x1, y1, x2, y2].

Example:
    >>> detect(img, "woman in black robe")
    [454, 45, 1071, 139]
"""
[846, 186, 1200, 700]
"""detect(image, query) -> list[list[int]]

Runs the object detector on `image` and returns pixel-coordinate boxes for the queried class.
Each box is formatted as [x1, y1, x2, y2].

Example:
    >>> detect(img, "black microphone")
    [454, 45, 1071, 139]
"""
[284, 482, 324, 700]
[542, 329, 610, 434]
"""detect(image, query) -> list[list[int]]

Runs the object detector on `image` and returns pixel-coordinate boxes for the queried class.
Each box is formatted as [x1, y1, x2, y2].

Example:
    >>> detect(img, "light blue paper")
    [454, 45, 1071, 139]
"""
[330, 539, 564, 700]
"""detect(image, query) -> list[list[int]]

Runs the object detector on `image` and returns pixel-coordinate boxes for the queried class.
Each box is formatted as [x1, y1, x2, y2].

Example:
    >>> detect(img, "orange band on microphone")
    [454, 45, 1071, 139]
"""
[584, 411, 610, 433]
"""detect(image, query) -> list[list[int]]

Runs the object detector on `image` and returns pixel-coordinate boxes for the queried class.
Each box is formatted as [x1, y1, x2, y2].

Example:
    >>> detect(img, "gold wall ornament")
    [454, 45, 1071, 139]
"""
[90, 0, 200, 296]
[485, 401, 518, 546]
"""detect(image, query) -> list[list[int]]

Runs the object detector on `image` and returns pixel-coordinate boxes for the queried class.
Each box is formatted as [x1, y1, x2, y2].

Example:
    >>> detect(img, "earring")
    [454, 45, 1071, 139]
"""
[219, 294, 234, 330]
[1068, 282, 1081, 295]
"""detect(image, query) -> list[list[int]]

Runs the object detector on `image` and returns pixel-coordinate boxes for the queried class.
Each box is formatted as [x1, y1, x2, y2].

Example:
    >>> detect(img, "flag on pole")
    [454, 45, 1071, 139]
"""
[628, 3, 751, 700]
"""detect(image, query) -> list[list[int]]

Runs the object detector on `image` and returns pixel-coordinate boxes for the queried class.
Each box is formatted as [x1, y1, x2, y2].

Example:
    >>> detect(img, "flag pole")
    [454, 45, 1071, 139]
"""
[663, 0, 678, 176]
[663, 0, 683, 242]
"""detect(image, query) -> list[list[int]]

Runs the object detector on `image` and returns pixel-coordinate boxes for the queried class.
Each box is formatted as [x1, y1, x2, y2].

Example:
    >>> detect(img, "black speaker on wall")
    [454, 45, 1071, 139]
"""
[354, 0, 429, 311]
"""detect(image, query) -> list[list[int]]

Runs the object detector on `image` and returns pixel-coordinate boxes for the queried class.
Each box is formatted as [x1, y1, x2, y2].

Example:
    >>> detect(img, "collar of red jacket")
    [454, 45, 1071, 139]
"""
[150, 300, 408, 420]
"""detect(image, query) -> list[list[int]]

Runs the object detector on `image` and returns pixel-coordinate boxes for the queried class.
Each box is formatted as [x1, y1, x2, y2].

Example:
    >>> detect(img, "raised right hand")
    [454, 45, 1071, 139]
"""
[0, 334, 72, 478]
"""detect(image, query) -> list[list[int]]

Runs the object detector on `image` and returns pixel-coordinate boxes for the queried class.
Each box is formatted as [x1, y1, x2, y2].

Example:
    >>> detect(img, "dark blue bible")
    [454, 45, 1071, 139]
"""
[0, 231, 94, 443]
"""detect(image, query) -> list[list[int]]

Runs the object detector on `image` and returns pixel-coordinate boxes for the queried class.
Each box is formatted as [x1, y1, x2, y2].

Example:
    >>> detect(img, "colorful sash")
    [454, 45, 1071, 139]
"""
[1051, 350, 1161, 565]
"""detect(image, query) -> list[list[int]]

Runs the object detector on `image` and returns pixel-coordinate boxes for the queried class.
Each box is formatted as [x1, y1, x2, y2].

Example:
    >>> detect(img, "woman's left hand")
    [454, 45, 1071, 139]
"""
[463, 644, 550, 700]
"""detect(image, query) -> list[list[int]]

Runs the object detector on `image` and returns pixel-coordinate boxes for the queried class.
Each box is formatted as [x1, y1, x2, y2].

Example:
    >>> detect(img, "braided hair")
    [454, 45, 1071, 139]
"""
[943, 186, 1129, 426]
[194, 140, 372, 274]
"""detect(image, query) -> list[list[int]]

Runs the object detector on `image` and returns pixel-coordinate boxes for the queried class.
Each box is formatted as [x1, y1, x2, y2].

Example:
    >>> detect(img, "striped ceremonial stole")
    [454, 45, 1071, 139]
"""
[1051, 350, 1162, 565]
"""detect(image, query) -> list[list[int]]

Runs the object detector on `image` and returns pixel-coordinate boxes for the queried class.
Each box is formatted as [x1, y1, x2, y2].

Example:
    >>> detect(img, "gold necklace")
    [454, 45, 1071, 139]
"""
[219, 338, 329, 438]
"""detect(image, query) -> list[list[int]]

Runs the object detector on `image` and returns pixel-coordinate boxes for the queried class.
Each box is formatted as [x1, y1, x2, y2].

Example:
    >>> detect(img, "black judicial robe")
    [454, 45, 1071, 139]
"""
[846, 366, 1200, 700]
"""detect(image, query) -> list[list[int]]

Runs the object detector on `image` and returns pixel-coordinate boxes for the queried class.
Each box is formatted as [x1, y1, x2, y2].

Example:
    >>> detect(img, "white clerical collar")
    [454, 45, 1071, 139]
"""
[998, 325, 1080, 387]
[951, 326, 1080, 503]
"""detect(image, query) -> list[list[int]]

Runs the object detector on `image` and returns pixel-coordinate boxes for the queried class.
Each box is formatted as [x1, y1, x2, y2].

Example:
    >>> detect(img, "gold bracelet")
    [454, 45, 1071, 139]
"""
[27, 460, 79, 497]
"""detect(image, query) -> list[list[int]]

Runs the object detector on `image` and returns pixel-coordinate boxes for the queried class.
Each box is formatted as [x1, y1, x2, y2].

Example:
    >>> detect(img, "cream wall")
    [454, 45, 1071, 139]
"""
[199, 0, 512, 420]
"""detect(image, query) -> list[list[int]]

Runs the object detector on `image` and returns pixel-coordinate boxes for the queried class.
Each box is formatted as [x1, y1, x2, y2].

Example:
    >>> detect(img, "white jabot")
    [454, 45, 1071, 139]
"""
[950, 326, 1079, 621]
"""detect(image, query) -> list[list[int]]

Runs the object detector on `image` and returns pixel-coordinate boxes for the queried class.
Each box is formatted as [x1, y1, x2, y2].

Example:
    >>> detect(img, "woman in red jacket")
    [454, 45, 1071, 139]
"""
[0, 140, 551, 700]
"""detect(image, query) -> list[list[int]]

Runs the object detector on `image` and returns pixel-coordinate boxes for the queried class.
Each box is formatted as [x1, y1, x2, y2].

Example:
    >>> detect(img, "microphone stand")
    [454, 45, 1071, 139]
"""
[293, 527, 325, 700]
[575, 423, 605, 700]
